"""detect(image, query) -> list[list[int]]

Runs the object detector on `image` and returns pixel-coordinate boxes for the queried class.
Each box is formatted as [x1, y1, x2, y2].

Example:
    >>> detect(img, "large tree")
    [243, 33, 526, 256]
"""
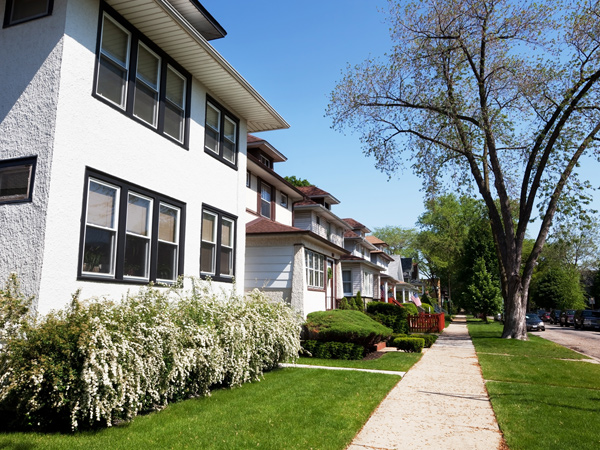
[327, 0, 600, 339]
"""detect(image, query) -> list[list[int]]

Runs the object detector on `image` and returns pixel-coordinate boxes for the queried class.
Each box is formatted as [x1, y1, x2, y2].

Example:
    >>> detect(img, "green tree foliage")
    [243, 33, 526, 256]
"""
[284, 176, 312, 187]
[327, 0, 600, 339]
[529, 264, 587, 311]
[372, 226, 419, 256]
[417, 194, 481, 303]
[463, 257, 503, 322]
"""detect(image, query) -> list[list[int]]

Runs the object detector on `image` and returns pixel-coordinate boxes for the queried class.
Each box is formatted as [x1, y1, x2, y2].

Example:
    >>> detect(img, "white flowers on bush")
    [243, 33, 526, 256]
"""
[0, 278, 302, 431]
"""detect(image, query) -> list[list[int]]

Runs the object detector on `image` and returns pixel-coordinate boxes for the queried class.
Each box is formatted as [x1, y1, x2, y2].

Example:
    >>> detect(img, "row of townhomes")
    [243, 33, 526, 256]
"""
[0, 0, 421, 317]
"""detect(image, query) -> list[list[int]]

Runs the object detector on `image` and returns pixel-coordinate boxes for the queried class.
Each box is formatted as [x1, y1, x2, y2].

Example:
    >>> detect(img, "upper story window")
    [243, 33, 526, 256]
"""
[259, 154, 271, 168]
[3, 0, 52, 27]
[259, 181, 272, 219]
[0, 156, 37, 204]
[280, 193, 288, 208]
[246, 171, 251, 188]
[205, 98, 239, 168]
[94, 9, 190, 147]
[79, 170, 185, 284]
[200, 206, 236, 282]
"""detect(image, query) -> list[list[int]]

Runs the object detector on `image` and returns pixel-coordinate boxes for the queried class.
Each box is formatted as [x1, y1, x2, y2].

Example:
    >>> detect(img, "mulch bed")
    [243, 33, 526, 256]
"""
[362, 351, 386, 361]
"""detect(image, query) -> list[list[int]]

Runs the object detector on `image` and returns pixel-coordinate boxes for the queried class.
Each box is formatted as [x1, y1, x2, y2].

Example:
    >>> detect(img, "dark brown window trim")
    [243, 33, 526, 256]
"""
[257, 178, 275, 221]
[77, 168, 186, 284]
[3, 0, 53, 28]
[204, 95, 239, 169]
[0, 155, 37, 205]
[200, 204, 237, 283]
[92, 2, 192, 149]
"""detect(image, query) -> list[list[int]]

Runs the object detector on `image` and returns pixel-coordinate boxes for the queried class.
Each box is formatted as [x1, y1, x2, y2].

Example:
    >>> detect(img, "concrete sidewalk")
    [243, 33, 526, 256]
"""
[347, 315, 505, 450]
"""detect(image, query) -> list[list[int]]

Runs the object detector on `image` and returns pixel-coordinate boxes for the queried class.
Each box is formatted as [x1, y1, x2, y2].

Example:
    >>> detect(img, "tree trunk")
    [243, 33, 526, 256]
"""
[501, 279, 528, 340]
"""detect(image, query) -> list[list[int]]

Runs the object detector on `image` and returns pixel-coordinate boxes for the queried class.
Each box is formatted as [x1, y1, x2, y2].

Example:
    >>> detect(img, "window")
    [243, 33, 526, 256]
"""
[94, 10, 190, 146]
[205, 98, 239, 167]
[305, 249, 324, 289]
[246, 171, 251, 188]
[342, 270, 352, 296]
[200, 206, 236, 281]
[280, 193, 288, 208]
[0, 156, 36, 204]
[259, 154, 271, 168]
[80, 170, 184, 283]
[363, 272, 373, 297]
[260, 181, 272, 219]
[3, 0, 52, 27]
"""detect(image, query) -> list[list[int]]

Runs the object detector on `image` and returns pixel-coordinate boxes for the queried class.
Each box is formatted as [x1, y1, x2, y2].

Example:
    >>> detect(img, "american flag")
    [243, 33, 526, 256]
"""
[410, 293, 421, 307]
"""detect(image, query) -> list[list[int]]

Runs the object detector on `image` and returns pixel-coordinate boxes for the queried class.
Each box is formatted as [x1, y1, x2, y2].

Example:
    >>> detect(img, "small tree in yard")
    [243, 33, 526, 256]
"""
[327, 0, 600, 339]
[464, 257, 503, 322]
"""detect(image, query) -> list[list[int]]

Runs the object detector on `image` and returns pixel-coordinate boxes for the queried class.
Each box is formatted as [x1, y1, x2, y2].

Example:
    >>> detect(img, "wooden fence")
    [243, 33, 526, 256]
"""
[408, 313, 445, 333]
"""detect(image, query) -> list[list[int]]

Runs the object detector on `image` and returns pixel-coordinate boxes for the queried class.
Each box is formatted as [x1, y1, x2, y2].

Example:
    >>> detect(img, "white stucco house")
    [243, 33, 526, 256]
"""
[0, 0, 288, 314]
[244, 137, 351, 317]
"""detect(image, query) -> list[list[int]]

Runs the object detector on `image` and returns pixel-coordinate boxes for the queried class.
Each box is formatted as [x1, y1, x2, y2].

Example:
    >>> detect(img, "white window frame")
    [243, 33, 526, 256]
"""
[133, 42, 161, 127]
[280, 192, 288, 208]
[200, 207, 237, 282]
[124, 191, 153, 281]
[97, 13, 131, 109]
[305, 249, 325, 289]
[156, 203, 181, 283]
[342, 270, 353, 296]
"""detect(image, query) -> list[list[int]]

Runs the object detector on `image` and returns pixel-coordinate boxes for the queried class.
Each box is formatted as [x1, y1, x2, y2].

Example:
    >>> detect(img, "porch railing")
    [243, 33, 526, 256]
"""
[408, 313, 445, 333]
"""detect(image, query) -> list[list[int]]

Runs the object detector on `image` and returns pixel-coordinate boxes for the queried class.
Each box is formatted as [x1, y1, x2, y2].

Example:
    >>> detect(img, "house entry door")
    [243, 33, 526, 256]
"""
[326, 259, 335, 310]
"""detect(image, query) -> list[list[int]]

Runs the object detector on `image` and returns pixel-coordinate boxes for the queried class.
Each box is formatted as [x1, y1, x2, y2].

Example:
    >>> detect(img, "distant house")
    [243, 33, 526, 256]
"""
[365, 235, 400, 302]
[244, 137, 350, 316]
[340, 218, 387, 304]
[0, 0, 288, 314]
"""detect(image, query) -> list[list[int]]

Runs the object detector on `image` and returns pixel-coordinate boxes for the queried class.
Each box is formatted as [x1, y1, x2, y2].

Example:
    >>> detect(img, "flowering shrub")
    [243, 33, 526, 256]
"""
[0, 278, 301, 431]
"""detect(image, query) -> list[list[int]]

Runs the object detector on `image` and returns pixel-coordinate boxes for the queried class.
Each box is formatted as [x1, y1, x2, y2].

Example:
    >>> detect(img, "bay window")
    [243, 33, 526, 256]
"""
[305, 249, 324, 289]
[200, 206, 236, 281]
[94, 8, 190, 146]
[80, 170, 185, 283]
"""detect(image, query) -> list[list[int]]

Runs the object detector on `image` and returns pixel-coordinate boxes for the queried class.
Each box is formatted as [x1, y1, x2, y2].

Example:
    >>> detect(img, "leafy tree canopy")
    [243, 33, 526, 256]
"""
[372, 225, 419, 256]
[284, 176, 312, 187]
[327, 0, 600, 339]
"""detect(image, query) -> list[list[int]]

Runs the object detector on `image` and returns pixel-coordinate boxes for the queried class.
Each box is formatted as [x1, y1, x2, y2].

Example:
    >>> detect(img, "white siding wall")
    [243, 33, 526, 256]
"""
[304, 290, 326, 317]
[274, 194, 292, 226]
[246, 173, 258, 216]
[245, 245, 293, 289]
[0, 0, 68, 305]
[29, 0, 247, 313]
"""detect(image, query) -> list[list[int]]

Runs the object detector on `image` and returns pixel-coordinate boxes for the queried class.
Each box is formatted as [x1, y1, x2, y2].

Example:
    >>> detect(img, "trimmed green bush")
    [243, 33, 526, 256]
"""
[301, 340, 364, 360]
[402, 302, 419, 315]
[0, 277, 302, 432]
[304, 310, 392, 347]
[392, 337, 425, 353]
[410, 334, 438, 348]
[338, 297, 351, 310]
[366, 301, 410, 334]
[353, 292, 364, 311]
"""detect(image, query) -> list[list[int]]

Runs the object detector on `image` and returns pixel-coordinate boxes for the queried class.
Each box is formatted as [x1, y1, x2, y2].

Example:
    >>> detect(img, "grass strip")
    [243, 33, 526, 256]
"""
[297, 351, 421, 372]
[469, 321, 600, 450]
[0, 368, 400, 450]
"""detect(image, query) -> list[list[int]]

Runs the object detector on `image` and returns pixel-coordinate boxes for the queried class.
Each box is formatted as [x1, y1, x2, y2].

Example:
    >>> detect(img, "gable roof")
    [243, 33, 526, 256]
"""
[297, 186, 341, 205]
[342, 218, 371, 233]
[105, 0, 288, 132]
[366, 235, 387, 246]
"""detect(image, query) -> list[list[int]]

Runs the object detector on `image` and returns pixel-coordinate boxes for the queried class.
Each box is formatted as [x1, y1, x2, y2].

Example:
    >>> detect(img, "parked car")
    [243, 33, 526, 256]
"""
[550, 309, 561, 324]
[539, 311, 551, 322]
[559, 309, 576, 327]
[573, 309, 600, 330]
[525, 313, 545, 331]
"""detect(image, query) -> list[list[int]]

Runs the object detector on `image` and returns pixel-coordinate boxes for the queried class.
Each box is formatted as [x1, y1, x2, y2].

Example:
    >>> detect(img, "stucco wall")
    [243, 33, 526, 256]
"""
[0, 0, 68, 303]
[17, 0, 249, 313]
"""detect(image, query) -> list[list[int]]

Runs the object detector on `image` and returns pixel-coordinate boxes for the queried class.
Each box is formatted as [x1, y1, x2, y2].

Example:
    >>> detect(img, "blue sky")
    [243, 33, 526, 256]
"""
[201, 0, 426, 230]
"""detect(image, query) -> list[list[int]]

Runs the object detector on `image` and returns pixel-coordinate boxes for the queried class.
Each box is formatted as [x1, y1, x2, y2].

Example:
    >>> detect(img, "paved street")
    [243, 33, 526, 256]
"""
[536, 323, 600, 361]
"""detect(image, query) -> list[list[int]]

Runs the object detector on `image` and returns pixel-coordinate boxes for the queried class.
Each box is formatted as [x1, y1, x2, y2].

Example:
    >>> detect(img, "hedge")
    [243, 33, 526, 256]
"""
[392, 337, 425, 353]
[303, 310, 392, 347]
[301, 340, 364, 360]
[365, 301, 410, 334]
[0, 276, 302, 431]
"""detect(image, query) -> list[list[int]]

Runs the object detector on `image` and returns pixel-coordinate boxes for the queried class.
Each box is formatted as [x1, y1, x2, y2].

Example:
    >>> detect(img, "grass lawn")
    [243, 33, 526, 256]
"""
[469, 321, 600, 450]
[297, 351, 421, 372]
[0, 367, 403, 450]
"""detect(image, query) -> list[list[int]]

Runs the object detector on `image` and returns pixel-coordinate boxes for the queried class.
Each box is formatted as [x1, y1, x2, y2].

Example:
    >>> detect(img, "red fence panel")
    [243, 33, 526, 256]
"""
[408, 313, 445, 333]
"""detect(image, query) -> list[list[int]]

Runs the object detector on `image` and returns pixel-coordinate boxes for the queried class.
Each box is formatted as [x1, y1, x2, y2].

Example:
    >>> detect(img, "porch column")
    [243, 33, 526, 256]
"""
[291, 244, 305, 317]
